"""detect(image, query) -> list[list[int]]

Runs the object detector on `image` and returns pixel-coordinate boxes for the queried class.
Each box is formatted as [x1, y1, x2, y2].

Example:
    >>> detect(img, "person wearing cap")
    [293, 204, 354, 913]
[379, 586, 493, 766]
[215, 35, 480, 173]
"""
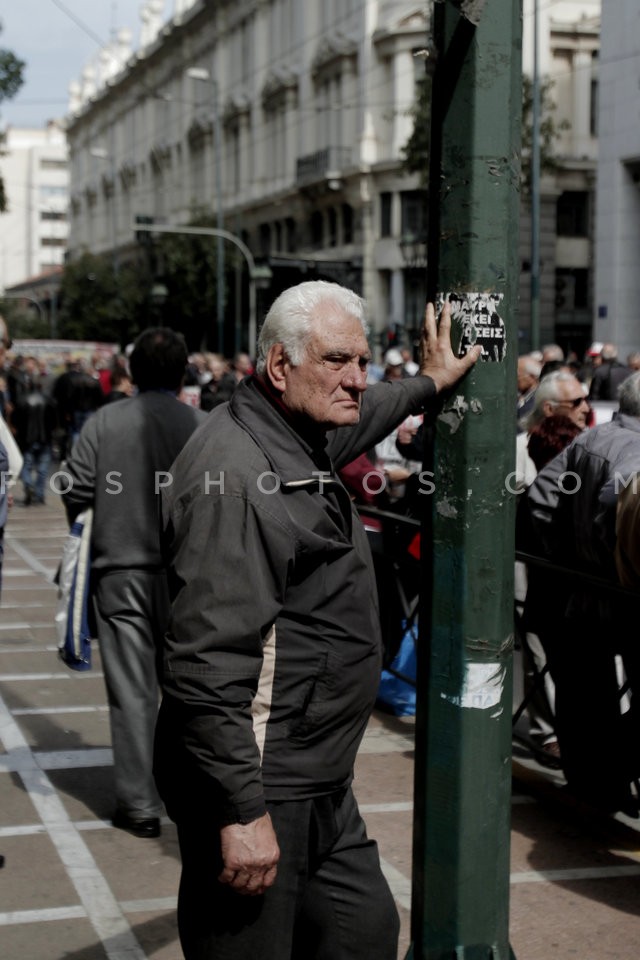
[382, 347, 406, 381]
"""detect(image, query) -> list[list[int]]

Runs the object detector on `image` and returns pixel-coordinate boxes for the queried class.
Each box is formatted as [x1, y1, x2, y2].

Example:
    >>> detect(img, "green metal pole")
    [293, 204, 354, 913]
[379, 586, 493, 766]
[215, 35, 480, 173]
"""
[408, 1, 521, 958]
[530, 0, 541, 352]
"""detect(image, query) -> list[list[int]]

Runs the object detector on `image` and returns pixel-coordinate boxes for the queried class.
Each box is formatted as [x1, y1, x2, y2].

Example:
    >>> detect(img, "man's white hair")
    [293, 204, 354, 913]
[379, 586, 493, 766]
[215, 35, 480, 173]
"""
[256, 281, 368, 375]
[524, 371, 581, 430]
[619, 371, 640, 416]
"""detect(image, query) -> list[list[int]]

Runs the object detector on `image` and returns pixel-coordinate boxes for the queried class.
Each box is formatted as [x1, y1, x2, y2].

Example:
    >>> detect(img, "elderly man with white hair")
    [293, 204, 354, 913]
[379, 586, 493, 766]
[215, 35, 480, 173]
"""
[154, 281, 479, 960]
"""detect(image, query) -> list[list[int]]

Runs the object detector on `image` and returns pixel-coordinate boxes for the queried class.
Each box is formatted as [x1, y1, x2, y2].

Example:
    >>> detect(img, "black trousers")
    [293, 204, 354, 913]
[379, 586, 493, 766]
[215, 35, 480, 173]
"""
[176, 787, 399, 960]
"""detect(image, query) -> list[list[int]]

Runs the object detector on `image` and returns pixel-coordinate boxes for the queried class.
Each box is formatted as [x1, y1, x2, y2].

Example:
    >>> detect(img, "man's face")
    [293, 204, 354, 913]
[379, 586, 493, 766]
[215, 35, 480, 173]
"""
[549, 377, 590, 428]
[517, 358, 537, 394]
[280, 304, 370, 428]
[235, 353, 252, 375]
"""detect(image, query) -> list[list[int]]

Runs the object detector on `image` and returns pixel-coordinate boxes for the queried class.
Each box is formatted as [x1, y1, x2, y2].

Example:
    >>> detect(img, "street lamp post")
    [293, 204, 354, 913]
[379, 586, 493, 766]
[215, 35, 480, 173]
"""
[186, 67, 225, 352]
[131, 222, 271, 353]
[530, 0, 541, 352]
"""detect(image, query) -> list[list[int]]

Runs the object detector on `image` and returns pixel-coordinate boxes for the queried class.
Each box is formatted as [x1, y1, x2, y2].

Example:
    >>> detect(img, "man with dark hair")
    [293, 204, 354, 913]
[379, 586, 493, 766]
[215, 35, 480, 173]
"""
[128, 328, 191, 392]
[63, 327, 206, 838]
[52, 356, 104, 452]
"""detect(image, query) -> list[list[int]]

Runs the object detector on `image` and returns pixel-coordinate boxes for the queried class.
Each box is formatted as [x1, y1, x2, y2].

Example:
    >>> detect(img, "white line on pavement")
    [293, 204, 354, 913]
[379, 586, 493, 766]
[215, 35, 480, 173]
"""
[33, 748, 113, 770]
[120, 898, 177, 913]
[360, 802, 413, 813]
[379, 858, 412, 911]
[0, 694, 146, 959]
[0, 671, 104, 681]
[4, 535, 57, 580]
[510, 864, 640, 883]
[12, 705, 109, 716]
[0, 906, 87, 926]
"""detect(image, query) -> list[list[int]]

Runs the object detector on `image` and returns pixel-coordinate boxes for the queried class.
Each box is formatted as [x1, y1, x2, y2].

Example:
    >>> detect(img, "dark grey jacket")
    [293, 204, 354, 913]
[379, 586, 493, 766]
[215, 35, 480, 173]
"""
[62, 391, 206, 571]
[154, 374, 437, 825]
[526, 412, 640, 581]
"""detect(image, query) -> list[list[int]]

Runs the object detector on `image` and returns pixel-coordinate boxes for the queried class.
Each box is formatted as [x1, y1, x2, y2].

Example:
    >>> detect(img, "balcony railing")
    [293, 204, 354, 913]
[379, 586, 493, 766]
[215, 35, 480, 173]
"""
[296, 146, 351, 185]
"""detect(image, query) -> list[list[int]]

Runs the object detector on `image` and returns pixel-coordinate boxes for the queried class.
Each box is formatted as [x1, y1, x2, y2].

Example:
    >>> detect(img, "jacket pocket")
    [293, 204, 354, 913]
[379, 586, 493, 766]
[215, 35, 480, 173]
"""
[286, 650, 342, 740]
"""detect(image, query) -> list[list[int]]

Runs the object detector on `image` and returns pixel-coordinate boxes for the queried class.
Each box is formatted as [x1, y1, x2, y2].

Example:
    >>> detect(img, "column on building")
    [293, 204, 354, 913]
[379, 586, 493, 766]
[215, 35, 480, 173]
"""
[391, 47, 417, 157]
[572, 49, 594, 158]
[391, 267, 405, 335]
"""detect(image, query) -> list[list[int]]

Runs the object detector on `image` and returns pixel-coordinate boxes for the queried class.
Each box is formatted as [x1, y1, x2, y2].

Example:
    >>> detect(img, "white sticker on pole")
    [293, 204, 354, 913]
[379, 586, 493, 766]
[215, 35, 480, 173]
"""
[439, 292, 506, 362]
[441, 662, 505, 711]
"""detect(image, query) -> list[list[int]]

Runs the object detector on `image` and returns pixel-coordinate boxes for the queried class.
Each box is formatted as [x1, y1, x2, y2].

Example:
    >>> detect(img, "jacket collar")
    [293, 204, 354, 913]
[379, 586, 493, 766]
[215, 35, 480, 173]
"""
[612, 411, 640, 434]
[229, 377, 335, 485]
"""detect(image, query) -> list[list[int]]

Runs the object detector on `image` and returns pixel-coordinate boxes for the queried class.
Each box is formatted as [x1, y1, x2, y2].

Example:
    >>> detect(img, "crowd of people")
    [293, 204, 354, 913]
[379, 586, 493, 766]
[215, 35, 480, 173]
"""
[0, 288, 478, 960]
[3, 293, 640, 955]
[515, 338, 640, 816]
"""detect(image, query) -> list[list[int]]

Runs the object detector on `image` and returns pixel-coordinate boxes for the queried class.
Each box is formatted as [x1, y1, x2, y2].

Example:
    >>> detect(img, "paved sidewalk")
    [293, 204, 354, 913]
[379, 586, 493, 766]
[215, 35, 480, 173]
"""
[1, 491, 639, 959]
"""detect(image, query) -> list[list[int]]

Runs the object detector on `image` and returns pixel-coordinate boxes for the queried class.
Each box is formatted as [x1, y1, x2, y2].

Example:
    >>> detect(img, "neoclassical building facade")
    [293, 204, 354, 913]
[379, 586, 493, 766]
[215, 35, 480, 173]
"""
[66, 0, 430, 354]
[66, 0, 602, 357]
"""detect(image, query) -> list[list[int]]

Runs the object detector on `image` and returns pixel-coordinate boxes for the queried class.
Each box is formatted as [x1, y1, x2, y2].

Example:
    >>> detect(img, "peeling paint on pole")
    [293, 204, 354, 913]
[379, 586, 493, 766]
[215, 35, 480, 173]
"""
[448, 0, 489, 27]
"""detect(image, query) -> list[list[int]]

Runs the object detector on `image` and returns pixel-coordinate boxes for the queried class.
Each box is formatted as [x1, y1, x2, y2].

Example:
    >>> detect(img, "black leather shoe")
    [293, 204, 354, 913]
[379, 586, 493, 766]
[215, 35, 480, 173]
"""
[112, 810, 161, 838]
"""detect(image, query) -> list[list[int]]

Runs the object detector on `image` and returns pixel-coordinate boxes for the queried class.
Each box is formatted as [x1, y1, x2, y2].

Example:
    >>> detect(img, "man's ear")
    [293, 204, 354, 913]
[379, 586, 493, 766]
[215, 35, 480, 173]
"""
[265, 343, 288, 394]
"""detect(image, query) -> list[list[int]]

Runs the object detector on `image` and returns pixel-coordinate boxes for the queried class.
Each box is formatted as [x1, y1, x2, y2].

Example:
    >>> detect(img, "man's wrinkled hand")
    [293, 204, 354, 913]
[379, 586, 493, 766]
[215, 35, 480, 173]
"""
[218, 813, 280, 896]
[419, 301, 481, 392]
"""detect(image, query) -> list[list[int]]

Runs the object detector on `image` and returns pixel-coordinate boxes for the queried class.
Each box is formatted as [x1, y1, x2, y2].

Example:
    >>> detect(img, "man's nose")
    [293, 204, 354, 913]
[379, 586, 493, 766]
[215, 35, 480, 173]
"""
[343, 364, 368, 390]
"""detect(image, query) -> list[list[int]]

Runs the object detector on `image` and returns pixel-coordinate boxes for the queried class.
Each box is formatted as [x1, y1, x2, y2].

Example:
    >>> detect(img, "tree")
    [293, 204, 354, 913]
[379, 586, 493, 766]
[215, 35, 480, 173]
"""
[520, 74, 570, 193]
[57, 251, 151, 347]
[401, 68, 569, 193]
[0, 296, 49, 339]
[401, 72, 432, 187]
[141, 210, 227, 352]
[0, 25, 26, 212]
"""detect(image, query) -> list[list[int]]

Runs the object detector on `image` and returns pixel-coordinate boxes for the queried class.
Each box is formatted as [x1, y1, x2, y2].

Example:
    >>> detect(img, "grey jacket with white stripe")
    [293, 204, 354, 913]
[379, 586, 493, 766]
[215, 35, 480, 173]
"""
[154, 374, 437, 825]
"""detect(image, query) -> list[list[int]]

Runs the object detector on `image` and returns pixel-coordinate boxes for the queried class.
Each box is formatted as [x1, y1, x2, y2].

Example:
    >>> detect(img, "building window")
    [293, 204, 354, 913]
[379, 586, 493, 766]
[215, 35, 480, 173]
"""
[380, 192, 392, 237]
[40, 210, 67, 221]
[328, 207, 337, 247]
[41, 237, 66, 247]
[310, 211, 323, 248]
[285, 217, 296, 253]
[400, 190, 427, 238]
[556, 191, 589, 237]
[39, 185, 67, 199]
[342, 204, 354, 244]
[555, 268, 589, 312]
[590, 77, 599, 137]
[40, 158, 67, 170]
[590, 51, 599, 138]
[259, 223, 271, 257]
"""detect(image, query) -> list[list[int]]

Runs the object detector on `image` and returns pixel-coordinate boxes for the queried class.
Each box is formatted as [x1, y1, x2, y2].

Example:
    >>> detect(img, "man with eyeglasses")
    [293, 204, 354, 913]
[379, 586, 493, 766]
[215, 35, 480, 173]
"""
[154, 280, 480, 960]
[523, 370, 640, 817]
[534, 370, 590, 430]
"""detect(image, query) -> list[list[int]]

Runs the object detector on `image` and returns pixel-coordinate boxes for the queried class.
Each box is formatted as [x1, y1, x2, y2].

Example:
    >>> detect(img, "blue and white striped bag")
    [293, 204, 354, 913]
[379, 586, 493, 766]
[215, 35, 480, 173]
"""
[54, 509, 94, 671]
